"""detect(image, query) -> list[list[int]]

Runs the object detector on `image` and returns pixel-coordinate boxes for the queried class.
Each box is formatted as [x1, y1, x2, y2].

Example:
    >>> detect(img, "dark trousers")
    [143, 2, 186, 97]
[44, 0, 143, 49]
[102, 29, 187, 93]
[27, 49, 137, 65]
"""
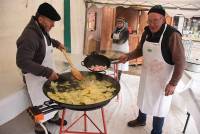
[137, 110, 165, 134]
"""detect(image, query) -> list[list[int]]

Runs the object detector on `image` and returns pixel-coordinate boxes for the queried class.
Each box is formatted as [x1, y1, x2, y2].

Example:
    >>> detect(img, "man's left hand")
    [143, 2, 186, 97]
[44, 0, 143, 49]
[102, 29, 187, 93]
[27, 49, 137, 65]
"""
[165, 83, 176, 96]
[58, 43, 65, 51]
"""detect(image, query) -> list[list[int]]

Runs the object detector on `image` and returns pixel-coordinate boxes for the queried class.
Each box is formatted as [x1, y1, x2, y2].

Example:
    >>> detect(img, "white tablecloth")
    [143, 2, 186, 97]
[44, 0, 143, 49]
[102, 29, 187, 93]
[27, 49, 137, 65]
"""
[180, 70, 200, 133]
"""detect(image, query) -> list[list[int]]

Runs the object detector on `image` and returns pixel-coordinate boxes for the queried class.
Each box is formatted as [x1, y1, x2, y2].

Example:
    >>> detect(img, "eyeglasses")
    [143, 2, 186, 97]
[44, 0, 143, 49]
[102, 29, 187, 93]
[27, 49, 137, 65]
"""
[147, 17, 162, 25]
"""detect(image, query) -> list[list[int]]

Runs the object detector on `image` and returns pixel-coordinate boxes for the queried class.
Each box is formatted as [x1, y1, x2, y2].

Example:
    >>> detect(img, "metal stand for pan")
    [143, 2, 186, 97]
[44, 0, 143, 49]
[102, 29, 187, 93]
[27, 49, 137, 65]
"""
[113, 63, 119, 81]
[59, 108, 107, 134]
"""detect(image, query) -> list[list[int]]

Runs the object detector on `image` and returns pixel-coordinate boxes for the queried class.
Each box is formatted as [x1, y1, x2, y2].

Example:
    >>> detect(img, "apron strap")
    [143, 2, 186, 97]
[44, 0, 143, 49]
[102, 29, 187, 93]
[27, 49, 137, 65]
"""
[158, 24, 167, 44]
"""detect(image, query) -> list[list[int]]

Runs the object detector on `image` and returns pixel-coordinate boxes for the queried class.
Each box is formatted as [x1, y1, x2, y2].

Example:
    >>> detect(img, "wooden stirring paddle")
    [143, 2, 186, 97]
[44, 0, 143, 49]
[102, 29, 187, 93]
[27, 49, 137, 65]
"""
[61, 49, 84, 80]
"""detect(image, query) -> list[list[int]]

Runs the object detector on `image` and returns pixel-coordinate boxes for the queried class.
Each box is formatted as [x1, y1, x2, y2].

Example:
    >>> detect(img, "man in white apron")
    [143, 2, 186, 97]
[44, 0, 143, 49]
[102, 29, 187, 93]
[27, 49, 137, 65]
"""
[119, 5, 185, 134]
[111, 17, 129, 80]
[16, 3, 67, 134]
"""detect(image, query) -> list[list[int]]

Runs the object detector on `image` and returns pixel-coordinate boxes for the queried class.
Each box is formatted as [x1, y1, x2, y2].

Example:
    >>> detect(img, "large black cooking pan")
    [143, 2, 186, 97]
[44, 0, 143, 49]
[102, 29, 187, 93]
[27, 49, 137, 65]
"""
[43, 71, 120, 111]
[81, 52, 111, 72]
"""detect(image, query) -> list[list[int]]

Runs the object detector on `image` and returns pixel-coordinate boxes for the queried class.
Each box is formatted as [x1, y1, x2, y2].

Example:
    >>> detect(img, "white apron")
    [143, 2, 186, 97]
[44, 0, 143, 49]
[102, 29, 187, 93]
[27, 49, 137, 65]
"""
[137, 24, 174, 117]
[25, 34, 57, 122]
[112, 32, 129, 71]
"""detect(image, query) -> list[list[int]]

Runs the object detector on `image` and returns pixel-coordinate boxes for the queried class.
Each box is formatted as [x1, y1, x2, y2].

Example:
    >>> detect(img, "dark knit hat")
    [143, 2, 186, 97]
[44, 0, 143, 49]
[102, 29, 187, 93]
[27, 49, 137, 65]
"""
[148, 5, 165, 16]
[36, 2, 61, 21]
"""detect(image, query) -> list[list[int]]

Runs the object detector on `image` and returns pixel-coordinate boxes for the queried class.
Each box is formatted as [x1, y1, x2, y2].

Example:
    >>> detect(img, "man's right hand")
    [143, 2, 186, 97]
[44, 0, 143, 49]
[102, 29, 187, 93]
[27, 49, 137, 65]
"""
[48, 71, 59, 81]
[119, 54, 129, 63]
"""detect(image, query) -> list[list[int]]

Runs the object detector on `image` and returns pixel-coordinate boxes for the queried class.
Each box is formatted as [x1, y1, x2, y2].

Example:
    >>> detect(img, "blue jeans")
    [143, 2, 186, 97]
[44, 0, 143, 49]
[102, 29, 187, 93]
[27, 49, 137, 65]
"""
[137, 110, 165, 134]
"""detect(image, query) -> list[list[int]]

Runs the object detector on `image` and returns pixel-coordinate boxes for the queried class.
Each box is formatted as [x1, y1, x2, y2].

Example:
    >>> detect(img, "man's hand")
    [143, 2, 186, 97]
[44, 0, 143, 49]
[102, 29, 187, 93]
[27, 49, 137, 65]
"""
[48, 71, 59, 81]
[57, 43, 65, 51]
[119, 54, 129, 63]
[165, 83, 176, 96]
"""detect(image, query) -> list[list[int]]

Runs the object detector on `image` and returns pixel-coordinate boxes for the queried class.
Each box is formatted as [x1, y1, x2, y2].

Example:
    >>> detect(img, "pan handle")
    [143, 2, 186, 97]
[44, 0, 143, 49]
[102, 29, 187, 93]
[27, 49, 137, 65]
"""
[43, 100, 63, 109]
[44, 100, 54, 106]
[27, 101, 64, 120]
[111, 59, 120, 64]
[90, 51, 98, 55]
[81, 61, 85, 66]
[42, 100, 64, 114]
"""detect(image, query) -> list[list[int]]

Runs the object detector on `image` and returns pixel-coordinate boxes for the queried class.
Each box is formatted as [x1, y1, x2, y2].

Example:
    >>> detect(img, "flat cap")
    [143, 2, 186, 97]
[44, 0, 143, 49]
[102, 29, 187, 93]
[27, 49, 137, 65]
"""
[37, 2, 61, 21]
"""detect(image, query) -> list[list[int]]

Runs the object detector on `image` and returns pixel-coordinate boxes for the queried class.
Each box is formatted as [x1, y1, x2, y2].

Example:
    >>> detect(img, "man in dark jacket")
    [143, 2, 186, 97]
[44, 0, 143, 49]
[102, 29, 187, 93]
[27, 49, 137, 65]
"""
[16, 3, 67, 134]
[119, 5, 185, 134]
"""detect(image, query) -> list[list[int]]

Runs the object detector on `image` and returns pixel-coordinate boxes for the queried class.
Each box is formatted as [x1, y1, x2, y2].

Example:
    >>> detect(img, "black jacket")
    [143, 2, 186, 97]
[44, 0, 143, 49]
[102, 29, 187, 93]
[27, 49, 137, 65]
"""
[16, 16, 60, 78]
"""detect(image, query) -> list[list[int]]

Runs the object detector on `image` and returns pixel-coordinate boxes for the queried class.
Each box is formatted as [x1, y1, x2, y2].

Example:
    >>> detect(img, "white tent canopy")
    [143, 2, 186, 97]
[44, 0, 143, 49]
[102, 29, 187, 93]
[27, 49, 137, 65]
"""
[85, 0, 200, 18]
